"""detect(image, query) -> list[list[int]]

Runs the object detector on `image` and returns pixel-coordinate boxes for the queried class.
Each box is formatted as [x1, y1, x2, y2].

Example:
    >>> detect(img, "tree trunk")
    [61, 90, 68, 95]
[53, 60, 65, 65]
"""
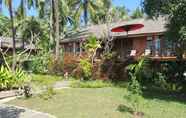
[53, 0, 60, 60]
[49, 0, 55, 51]
[83, 0, 88, 26]
[9, 1, 16, 71]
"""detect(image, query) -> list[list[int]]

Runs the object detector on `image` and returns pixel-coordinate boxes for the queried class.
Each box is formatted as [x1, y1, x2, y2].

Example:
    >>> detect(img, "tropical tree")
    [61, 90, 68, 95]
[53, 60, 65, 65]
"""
[33, 0, 74, 59]
[90, 0, 112, 24]
[109, 6, 129, 22]
[53, 0, 60, 59]
[4, 0, 16, 71]
[70, 0, 110, 26]
[131, 7, 144, 19]
[0, 14, 11, 36]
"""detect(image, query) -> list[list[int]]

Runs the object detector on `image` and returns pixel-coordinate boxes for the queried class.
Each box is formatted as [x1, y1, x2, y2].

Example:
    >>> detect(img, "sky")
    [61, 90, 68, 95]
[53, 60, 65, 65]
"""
[113, 0, 143, 12]
[1, 0, 142, 16]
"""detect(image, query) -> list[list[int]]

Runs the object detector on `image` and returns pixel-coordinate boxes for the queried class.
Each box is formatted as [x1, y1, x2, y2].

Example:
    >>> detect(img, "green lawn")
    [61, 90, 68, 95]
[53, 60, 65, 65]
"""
[31, 74, 63, 86]
[7, 87, 186, 118]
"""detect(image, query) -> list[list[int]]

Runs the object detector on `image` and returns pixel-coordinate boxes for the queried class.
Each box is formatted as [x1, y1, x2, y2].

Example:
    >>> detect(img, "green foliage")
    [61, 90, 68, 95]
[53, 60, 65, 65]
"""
[79, 59, 92, 80]
[83, 35, 101, 66]
[30, 52, 50, 73]
[70, 80, 112, 88]
[29, 51, 64, 74]
[47, 54, 64, 75]
[131, 7, 144, 19]
[70, 0, 111, 26]
[39, 86, 56, 100]
[84, 36, 101, 53]
[154, 72, 183, 92]
[0, 14, 11, 36]
[103, 52, 117, 60]
[143, 0, 186, 63]
[126, 72, 145, 114]
[31, 74, 62, 87]
[127, 73, 142, 95]
[125, 93, 145, 113]
[0, 66, 28, 90]
[127, 58, 151, 82]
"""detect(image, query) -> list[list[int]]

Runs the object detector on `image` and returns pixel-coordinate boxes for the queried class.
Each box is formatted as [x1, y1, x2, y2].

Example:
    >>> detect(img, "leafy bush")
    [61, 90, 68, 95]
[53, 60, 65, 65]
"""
[48, 56, 63, 75]
[29, 52, 50, 73]
[0, 66, 28, 90]
[154, 72, 183, 92]
[127, 58, 151, 82]
[100, 56, 130, 81]
[79, 59, 92, 80]
[125, 72, 145, 116]
[127, 73, 142, 95]
[70, 80, 112, 88]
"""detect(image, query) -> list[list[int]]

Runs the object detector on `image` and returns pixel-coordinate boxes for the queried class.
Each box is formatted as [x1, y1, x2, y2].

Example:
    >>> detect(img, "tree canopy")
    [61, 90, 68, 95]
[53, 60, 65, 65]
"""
[143, 0, 186, 57]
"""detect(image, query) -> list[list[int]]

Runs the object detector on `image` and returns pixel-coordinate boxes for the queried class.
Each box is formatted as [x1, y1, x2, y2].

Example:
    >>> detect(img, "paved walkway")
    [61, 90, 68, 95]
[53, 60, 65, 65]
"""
[53, 80, 71, 89]
[0, 104, 56, 118]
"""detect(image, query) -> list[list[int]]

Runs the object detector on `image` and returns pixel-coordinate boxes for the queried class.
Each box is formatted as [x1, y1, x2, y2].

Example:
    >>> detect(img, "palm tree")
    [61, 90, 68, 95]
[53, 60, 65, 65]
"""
[0, 14, 11, 36]
[4, 0, 16, 71]
[131, 7, 144, 19]
[53, 0, 60, 60]
[70, 0, 108, 26]
[90, 0, 112, 24]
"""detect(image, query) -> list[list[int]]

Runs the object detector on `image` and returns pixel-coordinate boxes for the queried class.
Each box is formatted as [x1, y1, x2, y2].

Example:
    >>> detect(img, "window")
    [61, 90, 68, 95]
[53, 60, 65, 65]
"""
[76, 43, 80, 52]
[146, 36, 154, 50]
[155, 36, 161, 51]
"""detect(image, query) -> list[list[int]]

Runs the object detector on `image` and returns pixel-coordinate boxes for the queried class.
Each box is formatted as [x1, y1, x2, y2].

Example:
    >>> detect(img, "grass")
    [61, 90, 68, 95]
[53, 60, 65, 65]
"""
[7, 86, 186, 118]
[70, 80, 113, 88]
[30, 74, 63, 86]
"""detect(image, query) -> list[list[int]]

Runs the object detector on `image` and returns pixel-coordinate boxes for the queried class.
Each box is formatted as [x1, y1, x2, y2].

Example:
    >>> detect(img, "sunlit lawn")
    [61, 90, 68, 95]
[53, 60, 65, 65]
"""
[7, 86, 186, 118]
[30, 74, 63, 86]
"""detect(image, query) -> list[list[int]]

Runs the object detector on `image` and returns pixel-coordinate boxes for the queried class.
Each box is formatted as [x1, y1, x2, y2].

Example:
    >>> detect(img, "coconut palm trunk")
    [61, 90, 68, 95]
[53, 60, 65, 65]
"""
[83, 0, 88, 26]
[53, 0, 60, 60]
[8, 0, 16, 71]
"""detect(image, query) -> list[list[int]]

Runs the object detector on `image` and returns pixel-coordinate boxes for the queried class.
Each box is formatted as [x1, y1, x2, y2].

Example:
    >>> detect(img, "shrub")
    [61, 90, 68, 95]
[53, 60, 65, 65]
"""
[100, 57, 129, 81]
[127, 73, 142, 95]
[0, 66, 29, 90]
[70, 80, 112, 88]
[29, 52, 50, 73]
[125, 72, 145, 116]
[79, 59, 92, 80]
[154, 72, 183, 92]
[48, 56, 63, 75]
[127, 57, 152, 84]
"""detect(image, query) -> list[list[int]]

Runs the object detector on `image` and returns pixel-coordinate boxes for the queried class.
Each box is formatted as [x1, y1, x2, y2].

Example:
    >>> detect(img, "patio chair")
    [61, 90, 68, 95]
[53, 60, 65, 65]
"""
[130, 50, 137, 57]
[144, 49, 151, 56]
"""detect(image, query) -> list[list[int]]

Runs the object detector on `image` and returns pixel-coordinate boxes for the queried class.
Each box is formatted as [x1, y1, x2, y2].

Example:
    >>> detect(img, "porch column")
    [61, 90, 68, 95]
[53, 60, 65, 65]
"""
[73, 42, 76, 55]
[0, 39, 1, 49]
[80, 42, 82, 56]
[121, 40, 124, 59]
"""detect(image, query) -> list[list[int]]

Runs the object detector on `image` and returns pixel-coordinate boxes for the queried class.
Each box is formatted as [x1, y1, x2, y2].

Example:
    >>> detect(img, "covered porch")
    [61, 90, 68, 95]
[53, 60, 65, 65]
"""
[112, 34, 179, 61]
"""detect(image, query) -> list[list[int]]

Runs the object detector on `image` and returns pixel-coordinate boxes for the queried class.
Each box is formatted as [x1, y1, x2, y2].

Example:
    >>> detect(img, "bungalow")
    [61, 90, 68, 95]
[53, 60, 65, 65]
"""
[0, 37, 36, 51]
[61, 17, 179, 61]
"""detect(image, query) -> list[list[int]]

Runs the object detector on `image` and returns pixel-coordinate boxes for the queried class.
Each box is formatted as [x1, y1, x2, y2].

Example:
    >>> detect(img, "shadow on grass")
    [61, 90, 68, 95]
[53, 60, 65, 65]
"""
[142, 85, 186, 104]
[0, 106, 25, 118]
[117, 104, 133, 114]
